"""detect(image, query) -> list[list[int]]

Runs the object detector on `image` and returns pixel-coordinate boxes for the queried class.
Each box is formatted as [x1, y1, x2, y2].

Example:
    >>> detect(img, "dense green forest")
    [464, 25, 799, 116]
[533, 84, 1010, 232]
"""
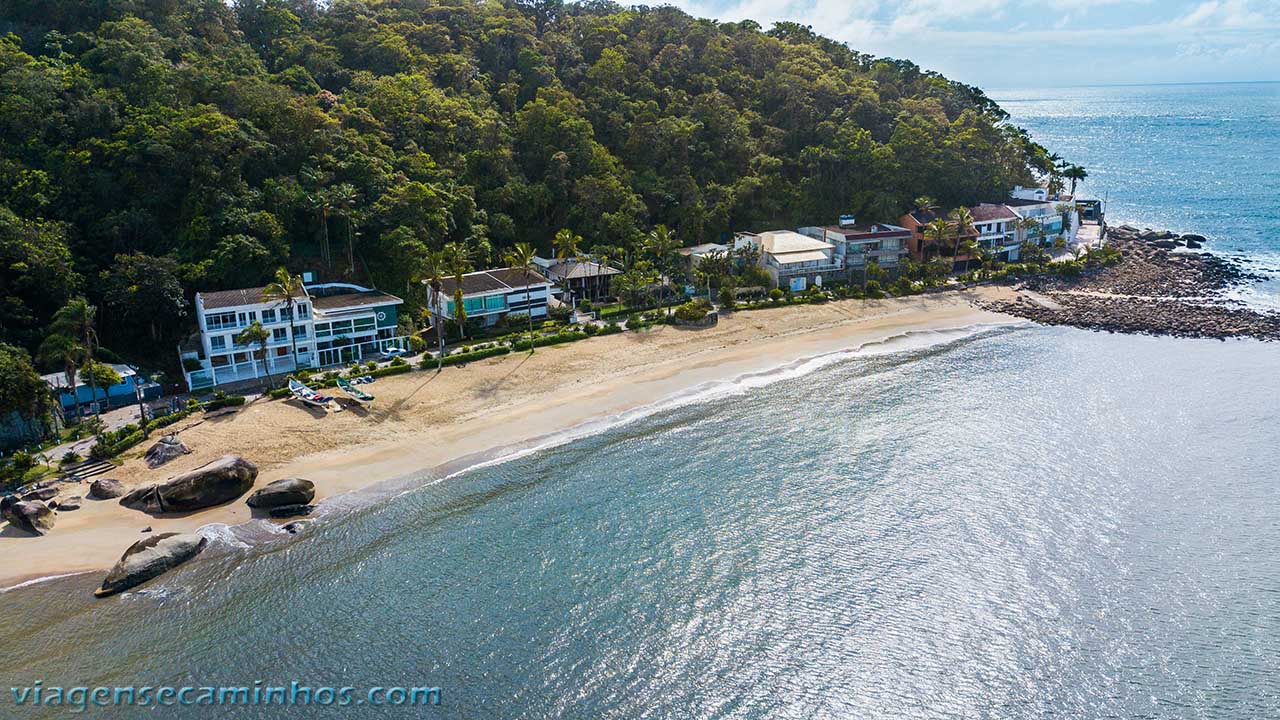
[0, 0, 1054, 369]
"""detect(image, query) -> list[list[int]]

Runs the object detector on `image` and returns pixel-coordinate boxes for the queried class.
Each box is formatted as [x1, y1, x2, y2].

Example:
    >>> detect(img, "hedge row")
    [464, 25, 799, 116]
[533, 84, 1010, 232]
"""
[511, 330, 589, 351]
[435, 345, 512, 367]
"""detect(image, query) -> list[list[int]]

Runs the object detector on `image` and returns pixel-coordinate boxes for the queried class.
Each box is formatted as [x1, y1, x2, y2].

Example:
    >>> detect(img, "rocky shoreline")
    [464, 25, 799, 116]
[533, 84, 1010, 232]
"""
[979, 227, 1280, 341]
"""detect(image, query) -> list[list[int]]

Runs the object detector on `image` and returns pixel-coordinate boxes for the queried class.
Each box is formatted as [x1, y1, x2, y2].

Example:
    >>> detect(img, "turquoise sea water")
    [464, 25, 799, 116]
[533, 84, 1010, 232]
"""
[1, 84, 1278, 719]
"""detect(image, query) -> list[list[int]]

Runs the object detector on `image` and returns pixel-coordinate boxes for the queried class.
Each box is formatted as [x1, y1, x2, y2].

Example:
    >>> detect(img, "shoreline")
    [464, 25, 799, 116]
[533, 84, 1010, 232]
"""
[0, 292, 1016, 590]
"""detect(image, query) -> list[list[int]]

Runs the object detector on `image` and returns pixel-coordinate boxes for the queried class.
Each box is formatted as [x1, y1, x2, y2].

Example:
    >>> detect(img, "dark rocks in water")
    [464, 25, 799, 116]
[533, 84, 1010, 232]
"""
[246, 478, 315, 509]
[1, 497, 56, 536]
[58, 496, 82, 511]
[89, 478, 126, 500]
[1185, 240, 1203, 249]
[144, 434, 191, 469]
[1182, 233, 1207, 243]
[268, 504, 314, 519]
[120, 455, 258, 515]
[141, 526, 152, 533]
[1150, 240, 1180, 249]
[282, 520, 310, 535]
[94, 532, 208, 598]
[22, 487, 58, 502]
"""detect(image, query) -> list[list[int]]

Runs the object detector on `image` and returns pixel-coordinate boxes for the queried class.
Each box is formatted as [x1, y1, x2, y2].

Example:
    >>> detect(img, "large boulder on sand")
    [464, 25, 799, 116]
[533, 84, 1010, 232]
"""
[21, 486, 58, 502]
[89, 478, 126, 500]
[120, 455, 258, 515]
[246, 478, 315, 509]
[94, 532, 208, 598]
[1, 497, 56, 536]
[144, 435, 191, 469]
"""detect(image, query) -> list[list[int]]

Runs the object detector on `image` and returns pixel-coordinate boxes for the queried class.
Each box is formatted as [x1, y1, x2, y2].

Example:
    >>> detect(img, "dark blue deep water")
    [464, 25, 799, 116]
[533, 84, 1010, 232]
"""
[991, 82, 1280, 307]
[1, 85, 1279, 719]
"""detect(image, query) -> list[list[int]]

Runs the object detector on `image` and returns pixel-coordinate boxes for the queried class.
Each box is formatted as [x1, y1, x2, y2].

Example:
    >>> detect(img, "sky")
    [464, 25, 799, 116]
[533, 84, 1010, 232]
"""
[662, 0, 1280, 89]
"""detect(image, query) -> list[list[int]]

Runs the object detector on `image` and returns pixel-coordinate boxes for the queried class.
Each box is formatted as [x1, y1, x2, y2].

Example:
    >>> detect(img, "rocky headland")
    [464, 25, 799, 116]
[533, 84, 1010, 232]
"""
[980, 226, 1280, 341]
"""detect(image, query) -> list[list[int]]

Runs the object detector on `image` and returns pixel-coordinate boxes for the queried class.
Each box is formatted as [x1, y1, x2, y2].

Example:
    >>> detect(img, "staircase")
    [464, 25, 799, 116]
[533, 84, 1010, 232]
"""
[62, 458, 115, 481]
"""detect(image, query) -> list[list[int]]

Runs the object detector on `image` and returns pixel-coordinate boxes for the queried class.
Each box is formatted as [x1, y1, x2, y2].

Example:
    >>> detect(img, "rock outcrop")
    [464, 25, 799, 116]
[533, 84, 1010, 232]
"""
[89, 478, 126, 500]
[94, 532, 208, 597]
[144, 435, 191, 469]
[58, 496, 82, 511]
[246, 478, 315, 509]
[1, 497, 56, 535]
[120, 455, 258, 514]
[21, 486, 57, 502]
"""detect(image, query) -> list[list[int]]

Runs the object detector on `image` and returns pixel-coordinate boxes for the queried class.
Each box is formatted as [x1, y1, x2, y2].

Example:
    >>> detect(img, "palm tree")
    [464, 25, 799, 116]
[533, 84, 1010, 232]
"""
[442, 242, 472, 340]
[913, 196, 939, 215]
[236, 321, 273, 389]
[416, 250, 448, 371]
[504, 242, 539, 353]
[924, 218, 951, 264]
[306, 191, 333, 267]
[329, 184, 360, 275]
[49, 298, 101, 420]
[553, 228, 581, 303]
[262, 267, 306, 373]
[948, 208, 975, 269]
[1063, 164, 1088, 195]
[957, 238, 985, 277]
[37, 334, 84, 423]
[642, 225, 680, 314]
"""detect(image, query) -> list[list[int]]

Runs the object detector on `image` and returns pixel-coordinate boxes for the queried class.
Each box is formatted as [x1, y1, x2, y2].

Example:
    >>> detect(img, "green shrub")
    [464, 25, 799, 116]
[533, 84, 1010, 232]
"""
[673, 299, 712, 322]
[181, 357, 203, 372]
[599, 322, 623, 335]
[582, 323, 600, 336]
[769, 288, 784, 303]
[512, 331, 589, 351]
[718, 286, 736, 309]
[203, 395, 246, 412]
[268, 386, 293, 400]
[408, 334, 426, 354]
[439, 345, 512, 366]
[863, 280, 884, 299]
[390, 356, 408, 367]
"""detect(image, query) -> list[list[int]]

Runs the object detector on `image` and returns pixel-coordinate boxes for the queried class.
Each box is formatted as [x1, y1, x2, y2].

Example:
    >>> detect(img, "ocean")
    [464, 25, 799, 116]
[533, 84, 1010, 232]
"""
[1, 84, 1278, 719]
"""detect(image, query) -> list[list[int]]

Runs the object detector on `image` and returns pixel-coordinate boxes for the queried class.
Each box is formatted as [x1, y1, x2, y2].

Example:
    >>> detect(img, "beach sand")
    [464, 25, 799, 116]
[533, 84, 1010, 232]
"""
[0, 290, 1018, 588]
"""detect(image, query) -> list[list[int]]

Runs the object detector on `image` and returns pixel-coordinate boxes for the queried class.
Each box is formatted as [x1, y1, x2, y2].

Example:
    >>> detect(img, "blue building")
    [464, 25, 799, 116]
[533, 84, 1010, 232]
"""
[41, 363, 160, 419]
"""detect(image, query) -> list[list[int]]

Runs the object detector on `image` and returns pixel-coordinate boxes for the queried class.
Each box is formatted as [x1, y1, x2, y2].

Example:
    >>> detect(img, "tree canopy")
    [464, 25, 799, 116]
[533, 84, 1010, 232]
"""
[0, 0, 1059, 368]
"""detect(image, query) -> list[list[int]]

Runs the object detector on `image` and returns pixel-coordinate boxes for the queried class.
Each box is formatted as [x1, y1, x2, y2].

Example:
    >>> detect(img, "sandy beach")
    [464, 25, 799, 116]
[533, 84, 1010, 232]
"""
[0, 290, 1018, 589]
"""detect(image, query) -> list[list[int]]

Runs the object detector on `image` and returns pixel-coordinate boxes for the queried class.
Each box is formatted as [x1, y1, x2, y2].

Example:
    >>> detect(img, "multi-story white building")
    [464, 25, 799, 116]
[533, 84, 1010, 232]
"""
[968, 205, 1022, 262]
[428, 267, 555, 327]
[1001, 198, 1078, 245]
[178, 282, 405, 391]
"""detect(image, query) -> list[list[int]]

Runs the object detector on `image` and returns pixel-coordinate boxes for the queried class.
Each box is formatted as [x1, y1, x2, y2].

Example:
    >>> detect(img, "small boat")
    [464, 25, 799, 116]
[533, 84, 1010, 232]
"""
[336, 377, 375, 404]
[288, 378, 332, 409]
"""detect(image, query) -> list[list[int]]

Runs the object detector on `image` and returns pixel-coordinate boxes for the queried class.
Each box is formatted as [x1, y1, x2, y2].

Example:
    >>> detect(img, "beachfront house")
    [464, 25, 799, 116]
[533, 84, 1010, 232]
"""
[797, 221, 911, 275]
[533, 257, 621, 302]
[675, 243, 730, 269]
[735, 231, 840, 292]
[1004, 198, 1074, 245]
[968, 205, 1022, 263]
[178, 282, 405, 391]
[41, 363, 161, 419]
[428, 267, 555, 328]
[897, 210, 979, 264]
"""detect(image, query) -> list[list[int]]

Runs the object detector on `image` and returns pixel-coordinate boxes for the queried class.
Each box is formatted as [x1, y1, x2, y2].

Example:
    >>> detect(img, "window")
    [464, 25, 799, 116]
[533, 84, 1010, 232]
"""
[206, 311, 238, 330]
[353, 317, 375, 332]
[210, 335, 226, 351]
[273, 328, 287, 342]
[484, 295, 505, 311]
[211, 355, 230, 367]
[262, 309, 277, 324]
[314, 322, 331, 338]
[294, 325, 308, 338]
[463, 297, 485, 314]
[275, 347, 289, 356]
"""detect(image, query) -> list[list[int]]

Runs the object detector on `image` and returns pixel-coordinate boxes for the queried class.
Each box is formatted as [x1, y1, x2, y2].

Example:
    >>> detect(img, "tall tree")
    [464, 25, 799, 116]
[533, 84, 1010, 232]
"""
[261, 267, 306, 372]
[642, 225, 680, 315]
[442, 242, 472, 340]
[948, 207, 975, 269]
[504, 242, 539, 353]
[236, 321, 273, 389]
[47, 298, 101, 421]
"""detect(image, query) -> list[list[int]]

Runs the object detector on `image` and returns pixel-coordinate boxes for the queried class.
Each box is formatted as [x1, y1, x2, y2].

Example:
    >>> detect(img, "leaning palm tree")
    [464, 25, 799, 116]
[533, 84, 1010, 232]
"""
[262, 267, 306, 372]
[236, 321, 273, 389]
[947, 208, 975, 268]
[642, 225, 680, 315]
[442, 242, 472, 340]
[37, 334, 84, 423]
[504, 242, 539, 353]
[49, 298, 101, 420]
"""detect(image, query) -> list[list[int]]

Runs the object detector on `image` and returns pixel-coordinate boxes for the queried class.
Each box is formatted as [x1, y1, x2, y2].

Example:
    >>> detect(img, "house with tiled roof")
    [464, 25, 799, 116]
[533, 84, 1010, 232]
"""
[427, 267, 555, 327]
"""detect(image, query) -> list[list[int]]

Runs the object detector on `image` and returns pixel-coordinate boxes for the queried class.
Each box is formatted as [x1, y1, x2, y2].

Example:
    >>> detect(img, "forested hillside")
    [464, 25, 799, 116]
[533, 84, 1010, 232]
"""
[0, 0, 1053, 365]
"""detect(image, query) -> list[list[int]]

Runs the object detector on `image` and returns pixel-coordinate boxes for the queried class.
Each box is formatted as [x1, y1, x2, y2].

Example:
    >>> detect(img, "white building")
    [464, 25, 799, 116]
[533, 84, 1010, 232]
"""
[178, 282, 405, 391]
[428, 267, 555, 327]
[797, 222, 911, 271]
[967, 205, 1022, 262]
[1001, 198, 1077, 245]
[735, 231, 840, 291]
